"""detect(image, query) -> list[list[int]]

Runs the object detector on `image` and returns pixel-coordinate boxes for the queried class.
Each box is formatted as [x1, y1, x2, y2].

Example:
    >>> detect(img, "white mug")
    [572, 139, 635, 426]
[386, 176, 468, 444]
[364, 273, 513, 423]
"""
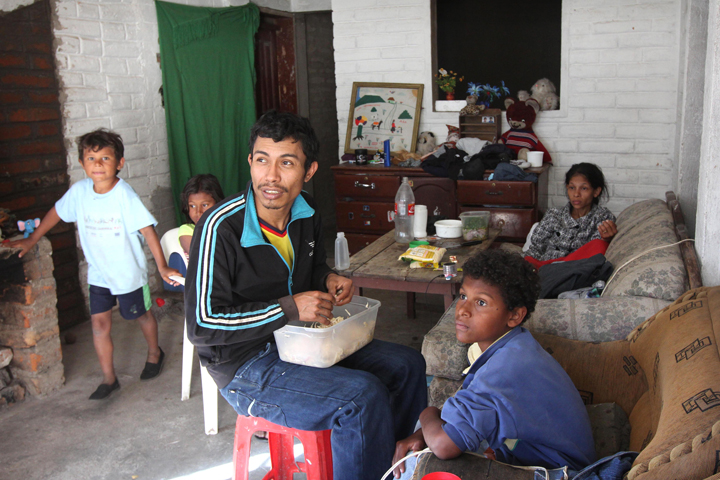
[414, 205, 428, 238]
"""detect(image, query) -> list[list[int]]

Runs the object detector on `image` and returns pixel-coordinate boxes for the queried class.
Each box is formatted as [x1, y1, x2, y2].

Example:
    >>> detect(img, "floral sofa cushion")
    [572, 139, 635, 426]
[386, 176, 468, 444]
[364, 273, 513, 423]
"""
[422, 301, 468, 380]
[604, 199, 687, 301]
[527, 297, 672, 342]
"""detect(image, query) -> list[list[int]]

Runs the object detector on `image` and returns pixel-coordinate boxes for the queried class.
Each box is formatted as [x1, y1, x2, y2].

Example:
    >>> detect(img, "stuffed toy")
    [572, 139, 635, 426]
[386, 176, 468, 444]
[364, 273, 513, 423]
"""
[18, 218, 41, 238]
[531, 78, 559, 110]
[518, 78, 559, 111]
[442, 125, 461, 149]
[499, 98, 552, 163]
[416, 131, 437, 157]
[460, 95, 485, 116]
[392, 149, 423, 167]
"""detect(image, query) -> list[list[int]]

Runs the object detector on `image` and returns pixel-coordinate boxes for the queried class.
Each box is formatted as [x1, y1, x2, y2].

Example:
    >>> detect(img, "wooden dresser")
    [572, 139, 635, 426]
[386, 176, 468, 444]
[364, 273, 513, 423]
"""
[331, 163, 549, 254]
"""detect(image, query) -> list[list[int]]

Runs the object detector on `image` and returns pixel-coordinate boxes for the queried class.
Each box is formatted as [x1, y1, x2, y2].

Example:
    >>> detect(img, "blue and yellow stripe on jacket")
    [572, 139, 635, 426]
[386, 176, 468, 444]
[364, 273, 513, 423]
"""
[193, 188, 314, 330]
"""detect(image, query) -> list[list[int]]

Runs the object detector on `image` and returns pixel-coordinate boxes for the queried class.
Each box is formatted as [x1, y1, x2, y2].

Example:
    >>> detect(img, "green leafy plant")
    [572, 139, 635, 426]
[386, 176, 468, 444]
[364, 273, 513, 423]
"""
[434, 68, 463, 93]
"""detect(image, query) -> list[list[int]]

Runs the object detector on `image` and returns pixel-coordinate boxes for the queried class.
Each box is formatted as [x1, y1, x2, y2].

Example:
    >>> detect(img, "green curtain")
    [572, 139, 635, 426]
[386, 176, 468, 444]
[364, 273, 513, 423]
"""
[156, 1, 260, 225]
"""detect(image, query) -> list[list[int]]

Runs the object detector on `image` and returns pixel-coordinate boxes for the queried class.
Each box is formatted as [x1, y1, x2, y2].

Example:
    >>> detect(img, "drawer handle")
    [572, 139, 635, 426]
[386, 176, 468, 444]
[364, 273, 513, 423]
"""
[354, 181, 376, 189]
[486, 191, 503, 196]
[360, 213, 375, 218]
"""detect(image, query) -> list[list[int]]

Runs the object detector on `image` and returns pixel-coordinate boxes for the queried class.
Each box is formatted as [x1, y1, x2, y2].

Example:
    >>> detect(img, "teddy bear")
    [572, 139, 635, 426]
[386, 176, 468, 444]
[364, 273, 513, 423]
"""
[460, 95, 485, 116]
[416, 131, 437, 157]
[499, 98, 552, 163]
[518, 78, 559, 111]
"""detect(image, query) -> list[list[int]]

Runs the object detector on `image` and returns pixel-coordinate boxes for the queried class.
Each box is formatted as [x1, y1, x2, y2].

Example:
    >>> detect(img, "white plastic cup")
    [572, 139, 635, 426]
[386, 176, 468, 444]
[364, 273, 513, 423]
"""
[527, 151, 544, 168]
[414, 205, 428, 238]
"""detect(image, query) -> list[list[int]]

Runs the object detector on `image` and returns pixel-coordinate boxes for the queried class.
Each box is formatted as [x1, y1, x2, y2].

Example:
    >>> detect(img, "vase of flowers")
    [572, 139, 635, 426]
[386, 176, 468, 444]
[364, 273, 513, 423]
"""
[435, 68, 463, 100]
[467, 81, 510, 107]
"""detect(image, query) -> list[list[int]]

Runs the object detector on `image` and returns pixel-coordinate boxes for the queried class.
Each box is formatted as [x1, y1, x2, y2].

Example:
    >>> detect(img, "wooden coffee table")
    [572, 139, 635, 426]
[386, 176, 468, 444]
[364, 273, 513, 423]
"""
[341, 228, 500, 318]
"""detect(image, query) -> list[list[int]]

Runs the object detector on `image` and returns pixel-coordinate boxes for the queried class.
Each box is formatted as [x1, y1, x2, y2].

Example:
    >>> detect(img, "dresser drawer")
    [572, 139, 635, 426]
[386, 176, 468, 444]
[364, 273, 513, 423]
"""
[335, 174, 400, 200]
[457, 180, 536, 206]
[459, 206, 538, 241]
[336, 202, 395, 233]
[410, 177, 457, 219]
[345, 233, 382, 255]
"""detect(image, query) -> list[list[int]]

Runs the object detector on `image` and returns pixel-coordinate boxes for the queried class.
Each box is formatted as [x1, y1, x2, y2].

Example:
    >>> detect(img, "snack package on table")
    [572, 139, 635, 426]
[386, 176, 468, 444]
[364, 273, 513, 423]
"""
[398, 245, 447, 268]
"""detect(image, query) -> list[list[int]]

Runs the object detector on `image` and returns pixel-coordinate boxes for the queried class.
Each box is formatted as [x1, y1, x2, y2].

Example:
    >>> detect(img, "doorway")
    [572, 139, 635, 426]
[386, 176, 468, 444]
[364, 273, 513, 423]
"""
[254, 9, 339, 236]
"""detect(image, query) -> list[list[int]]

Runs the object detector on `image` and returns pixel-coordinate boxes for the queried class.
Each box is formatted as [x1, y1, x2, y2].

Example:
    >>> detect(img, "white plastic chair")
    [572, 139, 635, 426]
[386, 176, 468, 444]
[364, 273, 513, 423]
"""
[160, 227, 219, 435]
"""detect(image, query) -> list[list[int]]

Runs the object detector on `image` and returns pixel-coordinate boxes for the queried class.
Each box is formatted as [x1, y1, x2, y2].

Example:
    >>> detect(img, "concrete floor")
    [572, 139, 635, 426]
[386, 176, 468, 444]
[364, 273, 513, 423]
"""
[0, 287, 444, 480]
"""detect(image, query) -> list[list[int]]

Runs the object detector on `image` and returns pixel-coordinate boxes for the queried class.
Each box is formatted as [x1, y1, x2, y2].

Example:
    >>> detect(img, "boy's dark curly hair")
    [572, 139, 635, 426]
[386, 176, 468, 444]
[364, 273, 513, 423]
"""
[461, 250, 540, 323]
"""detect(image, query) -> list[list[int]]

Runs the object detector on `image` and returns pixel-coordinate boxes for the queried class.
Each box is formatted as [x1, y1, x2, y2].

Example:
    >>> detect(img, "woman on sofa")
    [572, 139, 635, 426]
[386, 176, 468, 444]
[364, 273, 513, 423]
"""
[525, 162, 617, 269]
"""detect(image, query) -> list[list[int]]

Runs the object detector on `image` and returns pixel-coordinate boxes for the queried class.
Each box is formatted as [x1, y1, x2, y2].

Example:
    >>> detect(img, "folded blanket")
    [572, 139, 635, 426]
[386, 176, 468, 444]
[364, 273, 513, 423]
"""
[525, 239, 610, 269]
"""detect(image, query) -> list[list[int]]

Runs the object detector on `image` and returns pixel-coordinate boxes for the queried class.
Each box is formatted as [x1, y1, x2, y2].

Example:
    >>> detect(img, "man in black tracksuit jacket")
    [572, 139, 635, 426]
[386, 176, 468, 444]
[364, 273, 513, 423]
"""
[185, 111, 427, 480]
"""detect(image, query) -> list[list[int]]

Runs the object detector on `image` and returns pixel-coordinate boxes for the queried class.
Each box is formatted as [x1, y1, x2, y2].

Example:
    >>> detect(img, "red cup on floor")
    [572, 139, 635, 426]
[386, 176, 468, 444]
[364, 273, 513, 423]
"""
[422, 473, 462, 480]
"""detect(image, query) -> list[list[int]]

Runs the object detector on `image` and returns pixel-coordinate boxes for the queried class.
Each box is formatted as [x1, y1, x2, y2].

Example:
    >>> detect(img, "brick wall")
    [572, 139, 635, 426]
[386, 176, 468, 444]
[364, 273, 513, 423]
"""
[0, 0, 86, 330]
[0, 237, 65, 397]
[332, 0, 685, 214]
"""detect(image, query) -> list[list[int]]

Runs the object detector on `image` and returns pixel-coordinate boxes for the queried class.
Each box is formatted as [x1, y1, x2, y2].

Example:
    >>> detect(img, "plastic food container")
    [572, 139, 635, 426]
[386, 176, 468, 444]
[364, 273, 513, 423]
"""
[274, 296, 380, 368]
[434, 219, 462, 238]
[459, 211, 490, 241]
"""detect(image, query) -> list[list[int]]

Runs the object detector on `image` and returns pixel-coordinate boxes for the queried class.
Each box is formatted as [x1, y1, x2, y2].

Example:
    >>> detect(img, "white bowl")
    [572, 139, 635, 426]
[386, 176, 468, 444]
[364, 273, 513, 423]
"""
[434, 219, 462, 238]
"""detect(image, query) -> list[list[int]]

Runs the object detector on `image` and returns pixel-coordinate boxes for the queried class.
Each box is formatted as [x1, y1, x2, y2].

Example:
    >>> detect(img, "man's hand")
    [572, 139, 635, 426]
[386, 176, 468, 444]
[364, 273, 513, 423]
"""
[392, 429, 426, 478]
[326, 273, 353, 306]
[159, 265, 182, 287]
[598, 219, 617, 241]
[4, 238, 35, 258]
[293, 291, 335, 324]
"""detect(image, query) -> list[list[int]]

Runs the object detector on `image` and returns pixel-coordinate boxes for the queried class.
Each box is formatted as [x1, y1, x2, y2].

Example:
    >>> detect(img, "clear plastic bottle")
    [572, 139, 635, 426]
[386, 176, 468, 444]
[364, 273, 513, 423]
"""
[394, 177, 415, 244]
[334, 232, 350, 270]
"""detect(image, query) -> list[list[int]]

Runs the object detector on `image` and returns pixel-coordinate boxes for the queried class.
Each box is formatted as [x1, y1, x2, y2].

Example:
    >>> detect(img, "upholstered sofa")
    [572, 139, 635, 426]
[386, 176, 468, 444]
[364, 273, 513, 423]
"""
[413, 287, 720, 480]
[418, 194, 715, 478]
[423, 193, 701, 407]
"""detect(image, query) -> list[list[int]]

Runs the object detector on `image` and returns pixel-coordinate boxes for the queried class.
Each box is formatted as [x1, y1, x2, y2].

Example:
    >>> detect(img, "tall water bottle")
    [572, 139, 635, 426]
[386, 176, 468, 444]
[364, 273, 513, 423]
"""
[334, 232, 350, 270]
[394, 177, 415, 243]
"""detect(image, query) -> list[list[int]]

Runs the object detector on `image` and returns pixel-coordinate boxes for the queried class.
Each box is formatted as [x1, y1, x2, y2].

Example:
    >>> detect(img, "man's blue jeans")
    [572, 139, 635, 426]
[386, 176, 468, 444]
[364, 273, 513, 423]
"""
[220, 339, 428, 480]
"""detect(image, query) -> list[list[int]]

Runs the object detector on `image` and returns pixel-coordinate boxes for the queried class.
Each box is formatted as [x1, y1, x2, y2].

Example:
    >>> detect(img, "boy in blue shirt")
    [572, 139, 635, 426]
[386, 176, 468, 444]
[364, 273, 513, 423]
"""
[393, 250, 596, 477]
[8, 129, 180, 400]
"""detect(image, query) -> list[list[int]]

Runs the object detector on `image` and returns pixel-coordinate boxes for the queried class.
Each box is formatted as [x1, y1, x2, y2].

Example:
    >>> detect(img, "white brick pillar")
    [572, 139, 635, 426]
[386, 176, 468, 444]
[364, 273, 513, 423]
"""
[696, 0, 720, 287]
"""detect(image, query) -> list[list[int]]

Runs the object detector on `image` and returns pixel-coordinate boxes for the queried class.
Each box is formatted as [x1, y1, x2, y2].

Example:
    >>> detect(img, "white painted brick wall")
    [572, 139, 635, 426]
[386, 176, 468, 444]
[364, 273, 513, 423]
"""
[332, 0, 682, 214]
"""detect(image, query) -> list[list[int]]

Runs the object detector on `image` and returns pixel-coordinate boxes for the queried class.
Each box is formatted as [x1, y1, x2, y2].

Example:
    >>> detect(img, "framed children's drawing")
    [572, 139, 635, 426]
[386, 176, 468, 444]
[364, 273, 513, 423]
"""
[344, 82, 424, 154]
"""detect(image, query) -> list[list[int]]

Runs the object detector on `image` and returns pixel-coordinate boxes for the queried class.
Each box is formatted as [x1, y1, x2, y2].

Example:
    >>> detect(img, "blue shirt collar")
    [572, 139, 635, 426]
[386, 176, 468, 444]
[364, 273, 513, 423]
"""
[464, 326, 525, 383]
[241, 185, 315, 247]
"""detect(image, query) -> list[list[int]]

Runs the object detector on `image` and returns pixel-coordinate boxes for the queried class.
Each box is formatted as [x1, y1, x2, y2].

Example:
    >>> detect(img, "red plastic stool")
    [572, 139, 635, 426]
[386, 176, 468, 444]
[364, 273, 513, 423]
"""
[233, 415, 333, 480]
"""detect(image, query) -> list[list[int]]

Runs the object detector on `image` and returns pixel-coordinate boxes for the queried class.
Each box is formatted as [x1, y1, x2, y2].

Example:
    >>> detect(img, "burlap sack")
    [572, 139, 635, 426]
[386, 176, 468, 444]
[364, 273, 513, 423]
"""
[532, 333, 647, 416]
[627, 287, 720, 479]
[412, 452, 537, 480]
